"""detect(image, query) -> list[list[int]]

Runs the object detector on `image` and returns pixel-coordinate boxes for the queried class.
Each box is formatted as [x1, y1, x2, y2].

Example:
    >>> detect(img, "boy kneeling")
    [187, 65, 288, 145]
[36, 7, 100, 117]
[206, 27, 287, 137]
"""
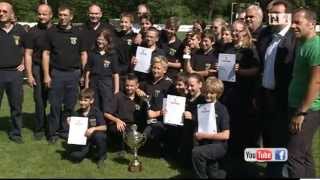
[68, 88, 107, 168]
[192, 77, 230, 178]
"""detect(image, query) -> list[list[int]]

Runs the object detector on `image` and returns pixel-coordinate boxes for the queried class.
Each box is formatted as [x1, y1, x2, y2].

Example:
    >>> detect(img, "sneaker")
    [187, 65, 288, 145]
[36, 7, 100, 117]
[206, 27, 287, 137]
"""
[116, 150, 126, 159]
[34, 132, 45, 141]
[9, 135, 23, 144]
[48, 136, 58, 144]
[58, 132, 68, 140]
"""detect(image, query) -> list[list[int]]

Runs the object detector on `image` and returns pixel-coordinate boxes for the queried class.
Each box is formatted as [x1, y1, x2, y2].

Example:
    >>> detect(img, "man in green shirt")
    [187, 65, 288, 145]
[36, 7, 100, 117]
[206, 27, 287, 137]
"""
[287, 8, 320, 178]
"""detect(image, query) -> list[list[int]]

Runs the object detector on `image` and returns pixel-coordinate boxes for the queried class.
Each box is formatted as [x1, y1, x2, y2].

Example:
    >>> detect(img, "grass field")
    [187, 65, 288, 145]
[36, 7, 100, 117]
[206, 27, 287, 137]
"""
[0, 85, 319, 178]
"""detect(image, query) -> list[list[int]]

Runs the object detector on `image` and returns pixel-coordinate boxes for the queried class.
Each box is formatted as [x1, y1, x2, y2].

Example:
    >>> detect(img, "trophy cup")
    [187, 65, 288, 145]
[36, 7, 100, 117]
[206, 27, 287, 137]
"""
[123, 124, 147, 172]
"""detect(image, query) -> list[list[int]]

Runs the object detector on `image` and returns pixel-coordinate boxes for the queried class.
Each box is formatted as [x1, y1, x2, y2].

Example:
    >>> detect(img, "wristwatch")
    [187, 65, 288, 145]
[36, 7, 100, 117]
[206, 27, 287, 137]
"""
[295, 111, 308, 117]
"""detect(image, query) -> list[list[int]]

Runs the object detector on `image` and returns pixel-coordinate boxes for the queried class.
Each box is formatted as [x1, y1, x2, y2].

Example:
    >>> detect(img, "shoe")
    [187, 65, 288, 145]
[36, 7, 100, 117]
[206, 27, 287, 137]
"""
[48, 136, 58, 144]
[116, 150, 126, 159]
[9, 135, 23, 144]
[97, 158, 106, 169]
[58, 132, 68, 140]
[34, 132, 45, 141]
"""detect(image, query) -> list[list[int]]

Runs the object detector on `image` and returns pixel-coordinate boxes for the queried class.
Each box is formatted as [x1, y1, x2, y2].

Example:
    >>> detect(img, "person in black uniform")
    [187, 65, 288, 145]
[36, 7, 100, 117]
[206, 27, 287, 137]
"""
[0, 2, 26, 144]
[192, 76, 230, 179]
[67, 88, 107, 168]
[136, 56, 172, 156]
[80, 3, 118, 51]
[24, 4, 53, 140]
[131, 27, 166, 81]
[104, 73, 147, 156]
[159, 17, 183, 80]
[181, 73, 206, 168]
[185, 31, 218, 79]
[42, 5, 88, 144]
[85, 29, 120, 112]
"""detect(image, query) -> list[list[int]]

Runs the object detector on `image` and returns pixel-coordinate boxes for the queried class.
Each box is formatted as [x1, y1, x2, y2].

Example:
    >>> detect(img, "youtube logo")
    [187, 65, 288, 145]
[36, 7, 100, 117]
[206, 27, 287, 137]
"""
[244, 148, 288, 162]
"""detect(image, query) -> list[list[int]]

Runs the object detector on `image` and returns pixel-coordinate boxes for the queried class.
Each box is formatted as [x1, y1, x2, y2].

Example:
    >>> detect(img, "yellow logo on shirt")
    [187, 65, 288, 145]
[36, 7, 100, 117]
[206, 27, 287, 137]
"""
[70, 37, 77, 45]
[13, 35, 20, 46]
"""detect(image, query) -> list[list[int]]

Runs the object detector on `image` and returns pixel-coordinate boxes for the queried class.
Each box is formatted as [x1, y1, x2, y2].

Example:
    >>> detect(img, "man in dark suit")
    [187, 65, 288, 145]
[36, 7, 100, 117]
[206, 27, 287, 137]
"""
[255, 0, 296, 177]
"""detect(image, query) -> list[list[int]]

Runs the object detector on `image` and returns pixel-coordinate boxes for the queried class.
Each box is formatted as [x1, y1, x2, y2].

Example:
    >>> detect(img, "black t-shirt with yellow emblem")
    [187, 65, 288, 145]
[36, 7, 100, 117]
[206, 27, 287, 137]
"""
[0, 24, 26, 69]
[73, 107, 106, 128]
[41, 25, 87, 70]
[86, 50, 119, 79]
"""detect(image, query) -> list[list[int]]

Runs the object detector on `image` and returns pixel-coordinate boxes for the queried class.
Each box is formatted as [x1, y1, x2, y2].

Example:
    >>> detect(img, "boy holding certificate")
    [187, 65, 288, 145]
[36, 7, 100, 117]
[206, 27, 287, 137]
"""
[192, 77, 230, 178]
[67, 89, 107, 168]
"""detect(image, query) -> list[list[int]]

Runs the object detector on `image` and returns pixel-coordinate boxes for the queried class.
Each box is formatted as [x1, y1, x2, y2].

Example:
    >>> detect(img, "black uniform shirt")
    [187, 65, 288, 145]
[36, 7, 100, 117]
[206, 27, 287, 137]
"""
[198, 101, 230, 145]
[105, 92, 147, 124]
[140, 76, 173, 111]
[0, 24, 26, 69]
[24, 23, 52, 65]
[160, 38, 182, 78]
[42, 25, 87, 70]
[86, 50, 119, 78]
[190, 49, 218, 72]
[73, 107, 106, 128]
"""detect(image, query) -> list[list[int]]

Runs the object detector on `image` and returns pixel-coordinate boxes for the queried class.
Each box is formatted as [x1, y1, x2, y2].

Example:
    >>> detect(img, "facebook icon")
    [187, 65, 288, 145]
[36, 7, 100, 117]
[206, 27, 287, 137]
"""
[274, 149, 288, 161]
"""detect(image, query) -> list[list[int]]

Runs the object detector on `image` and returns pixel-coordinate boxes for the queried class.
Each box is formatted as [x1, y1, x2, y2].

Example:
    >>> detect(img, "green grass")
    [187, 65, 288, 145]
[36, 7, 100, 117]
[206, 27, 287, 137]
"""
[0, 86, 319, 178]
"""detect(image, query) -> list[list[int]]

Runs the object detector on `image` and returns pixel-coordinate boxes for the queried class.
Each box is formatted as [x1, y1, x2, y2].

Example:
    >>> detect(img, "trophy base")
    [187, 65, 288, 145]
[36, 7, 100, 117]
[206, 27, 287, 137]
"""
[128, 159, 143, 172]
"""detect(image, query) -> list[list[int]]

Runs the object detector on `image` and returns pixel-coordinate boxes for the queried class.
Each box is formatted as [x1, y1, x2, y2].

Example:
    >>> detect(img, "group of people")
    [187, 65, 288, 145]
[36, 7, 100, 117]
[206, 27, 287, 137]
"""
[0, 0, 319, 178]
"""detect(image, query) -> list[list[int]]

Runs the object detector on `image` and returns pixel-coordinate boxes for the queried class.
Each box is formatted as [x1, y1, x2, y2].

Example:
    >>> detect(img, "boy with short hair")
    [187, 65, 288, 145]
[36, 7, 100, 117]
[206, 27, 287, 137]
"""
[67, 88, 107, 168]
[192, 76, 230, 178]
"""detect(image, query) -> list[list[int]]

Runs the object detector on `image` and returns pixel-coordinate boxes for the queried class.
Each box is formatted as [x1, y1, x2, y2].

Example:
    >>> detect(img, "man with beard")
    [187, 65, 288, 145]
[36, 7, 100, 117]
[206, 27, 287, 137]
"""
[24, 3, 53, 140]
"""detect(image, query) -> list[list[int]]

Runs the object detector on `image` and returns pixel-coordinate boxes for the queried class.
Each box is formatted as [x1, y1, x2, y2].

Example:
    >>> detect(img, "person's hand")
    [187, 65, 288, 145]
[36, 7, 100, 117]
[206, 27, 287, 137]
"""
[184, 111, 192, 120]
[85, 127, 95, 137]
[79, 76, 85, 87]
[116, 119, 126, 133]
[16, 63, 25, 72]
[44, 75, 51, 88]
[208, 69, 217, 76]
[131, 56, 138, 65]
[194, 132, 206, 141]
[136, 89, 146, 97]
[66, 117, 71, 125]
[214, 63, 220, 71]
[184, 46, 191, 55]
[290, 115, 305, 134]
[27, 75, 36, 87]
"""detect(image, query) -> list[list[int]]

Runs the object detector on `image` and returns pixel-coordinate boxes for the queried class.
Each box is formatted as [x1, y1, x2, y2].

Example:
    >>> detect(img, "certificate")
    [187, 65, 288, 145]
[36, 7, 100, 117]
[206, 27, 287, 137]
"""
[218, 53, 236, 82]
[163, 95, 186, 126]
[197, 103, 217, 133]
[67, 117, 88, 145]
[134, 46, 153, 73]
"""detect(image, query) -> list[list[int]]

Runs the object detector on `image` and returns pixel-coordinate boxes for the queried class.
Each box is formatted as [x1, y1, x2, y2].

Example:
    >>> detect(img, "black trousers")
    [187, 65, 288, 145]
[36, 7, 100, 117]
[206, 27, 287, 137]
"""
[256, 88, 291, 177]
[89, 77, 113, 112]
[287, 108, 320, 178]
[32, 64, 48, 133]
[192, 143, 227, 179]
[48, 69, 80, 138]
[69, 131, 107, 161]
[0, 70, 23, 137]
[107, 122, 134, 151]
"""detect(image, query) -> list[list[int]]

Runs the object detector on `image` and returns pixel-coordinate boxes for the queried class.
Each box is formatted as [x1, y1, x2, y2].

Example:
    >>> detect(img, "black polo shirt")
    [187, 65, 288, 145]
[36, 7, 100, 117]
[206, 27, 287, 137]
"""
[0, 24, 26, 69]
[117, 30, 135, 46]
[185, 94, 206, 125]
[79, 22, 118, 51]
[198, 101, 230, 145]
[24, 23, 53, 65]
[139, 76, 172, 111]
[73, 107, 106, 128]
[86, 50, 119, 78]
[160, 38, 182, 79]
[42, 25, 87, 71]
[190, 49, 218, 72]
[105, 92, 147, 124]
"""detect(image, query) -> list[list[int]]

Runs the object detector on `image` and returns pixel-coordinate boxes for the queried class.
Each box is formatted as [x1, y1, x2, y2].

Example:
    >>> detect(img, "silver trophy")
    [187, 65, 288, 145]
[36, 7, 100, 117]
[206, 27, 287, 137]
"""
[123, 124, 147, 172]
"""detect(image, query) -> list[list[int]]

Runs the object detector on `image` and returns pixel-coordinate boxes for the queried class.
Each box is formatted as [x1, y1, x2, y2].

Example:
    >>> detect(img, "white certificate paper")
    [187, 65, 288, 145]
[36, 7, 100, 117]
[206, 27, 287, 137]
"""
[218, 53, 236, 82]
[68, 117, 88, 145]
[197, 103, 217, 133]
[134, 46, 153, 73]
[163, 95, 186, 126]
